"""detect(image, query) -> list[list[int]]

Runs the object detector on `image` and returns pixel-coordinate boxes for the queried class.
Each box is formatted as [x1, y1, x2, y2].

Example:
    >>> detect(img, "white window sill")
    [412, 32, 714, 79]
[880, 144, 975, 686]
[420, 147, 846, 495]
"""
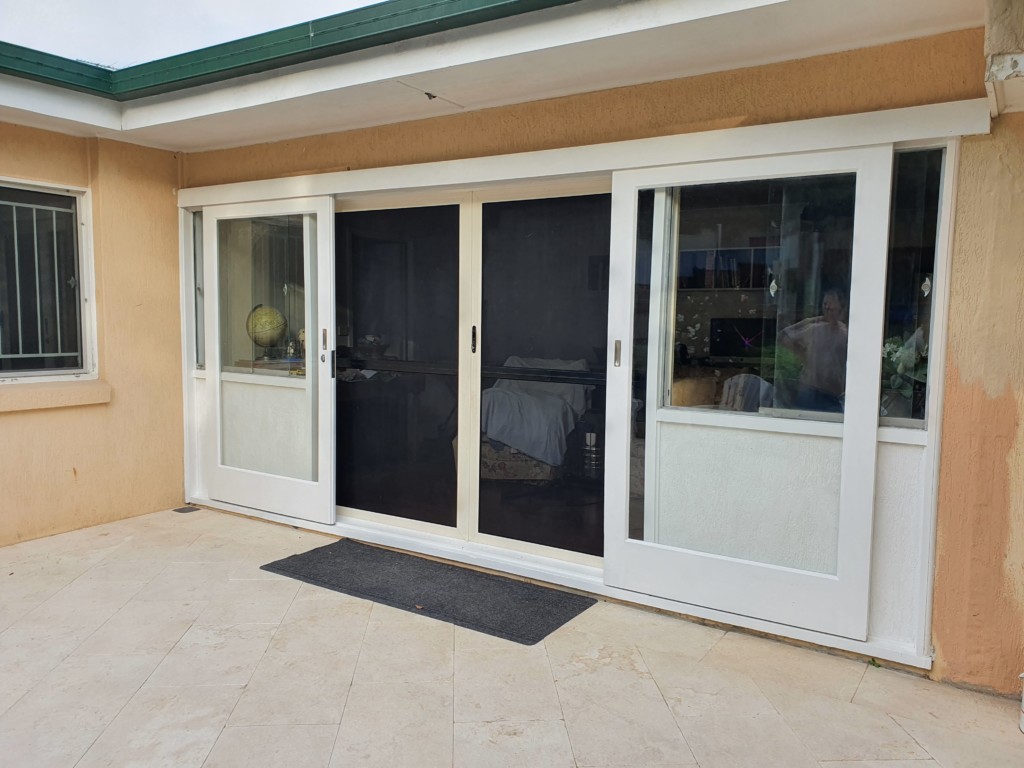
[0, 379, 112, 413]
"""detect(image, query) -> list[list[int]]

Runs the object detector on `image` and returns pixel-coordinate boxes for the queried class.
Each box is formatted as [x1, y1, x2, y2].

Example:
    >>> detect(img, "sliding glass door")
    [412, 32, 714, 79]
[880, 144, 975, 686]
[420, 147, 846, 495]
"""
[334, 205, 461, 527]
[334, 192, 611, 558]
[605, 148, 894, 639]
[477, 195, 610, 556]
[202, 197, 335, 523]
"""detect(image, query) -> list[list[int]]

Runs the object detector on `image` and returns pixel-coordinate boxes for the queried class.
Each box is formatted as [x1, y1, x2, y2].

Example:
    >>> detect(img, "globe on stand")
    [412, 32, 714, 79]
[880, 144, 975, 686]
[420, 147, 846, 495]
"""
[245, 304, 287, 360]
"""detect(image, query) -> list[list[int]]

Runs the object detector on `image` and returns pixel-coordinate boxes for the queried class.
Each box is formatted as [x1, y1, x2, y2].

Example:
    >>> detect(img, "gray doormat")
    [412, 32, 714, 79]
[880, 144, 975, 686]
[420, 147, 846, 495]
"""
[261, 539, 596, 645]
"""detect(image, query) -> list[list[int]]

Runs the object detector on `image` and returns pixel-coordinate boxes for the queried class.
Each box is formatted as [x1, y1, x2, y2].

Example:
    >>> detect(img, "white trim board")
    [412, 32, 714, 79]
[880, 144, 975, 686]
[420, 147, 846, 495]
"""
[178, 100, 990, 209]
[187, 495, 933, 669]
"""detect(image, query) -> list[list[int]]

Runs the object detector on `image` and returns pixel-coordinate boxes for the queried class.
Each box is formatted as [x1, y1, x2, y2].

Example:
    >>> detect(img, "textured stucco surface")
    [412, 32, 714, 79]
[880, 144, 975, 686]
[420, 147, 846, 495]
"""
[0, 126, 184, 546]
[985, 0, 1024, 55]
[182, 29, 985, 188]
[933, 112, 1024, 695]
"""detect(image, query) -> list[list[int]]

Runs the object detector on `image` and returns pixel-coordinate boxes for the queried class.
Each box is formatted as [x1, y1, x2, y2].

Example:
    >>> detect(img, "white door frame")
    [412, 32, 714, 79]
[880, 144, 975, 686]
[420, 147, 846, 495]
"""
[604, 146, 894, 640]
[202, 196, 335, 524]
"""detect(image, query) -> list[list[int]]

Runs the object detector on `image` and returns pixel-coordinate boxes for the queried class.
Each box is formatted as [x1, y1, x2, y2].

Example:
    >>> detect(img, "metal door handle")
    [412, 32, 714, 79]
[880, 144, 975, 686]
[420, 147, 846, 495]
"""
[614, 340, 621, 367]
[472, 326, 477, 354]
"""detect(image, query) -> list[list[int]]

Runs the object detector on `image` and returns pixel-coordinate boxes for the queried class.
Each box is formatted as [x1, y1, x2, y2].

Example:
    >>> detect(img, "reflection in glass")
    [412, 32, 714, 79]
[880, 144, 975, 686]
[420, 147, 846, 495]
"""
[218, 215, 307, 377]
[335, 206, 459, 527]
[664, 174, 856, 420]
[478, 195, 609, 556]
[880, 149, 943, 424]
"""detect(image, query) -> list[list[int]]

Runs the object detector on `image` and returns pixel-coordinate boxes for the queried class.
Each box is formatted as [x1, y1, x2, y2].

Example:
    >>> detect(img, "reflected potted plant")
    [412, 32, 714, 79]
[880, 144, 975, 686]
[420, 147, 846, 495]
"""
[880, 330, 928, 418]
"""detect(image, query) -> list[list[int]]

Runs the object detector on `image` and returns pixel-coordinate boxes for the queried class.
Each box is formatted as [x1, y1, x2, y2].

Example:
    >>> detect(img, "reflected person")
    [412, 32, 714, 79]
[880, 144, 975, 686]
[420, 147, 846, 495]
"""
[778, 290, 848, 413]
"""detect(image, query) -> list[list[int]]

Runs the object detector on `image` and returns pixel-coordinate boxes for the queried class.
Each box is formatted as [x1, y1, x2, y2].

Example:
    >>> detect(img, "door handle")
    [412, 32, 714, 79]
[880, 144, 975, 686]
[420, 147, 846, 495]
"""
[471, 325, 477, 354]
[614, 340, 621, 367]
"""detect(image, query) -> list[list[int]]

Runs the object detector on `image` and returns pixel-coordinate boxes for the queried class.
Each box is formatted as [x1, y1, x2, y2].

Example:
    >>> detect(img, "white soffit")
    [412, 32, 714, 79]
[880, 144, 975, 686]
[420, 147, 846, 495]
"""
[2, 0, 986, 152]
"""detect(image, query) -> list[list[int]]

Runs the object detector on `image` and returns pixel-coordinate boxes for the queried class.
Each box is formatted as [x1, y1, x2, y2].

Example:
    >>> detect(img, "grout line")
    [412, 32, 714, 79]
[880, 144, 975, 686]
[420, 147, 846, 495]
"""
[637, 644, 700, 765]
[850, 662, 869, 703]
[889, 713, 935, 761]
[71, 626, 184, 767]
[695, 629, 726, 664]
[326, 596, 374, 767]
[542, 637, 580, 768]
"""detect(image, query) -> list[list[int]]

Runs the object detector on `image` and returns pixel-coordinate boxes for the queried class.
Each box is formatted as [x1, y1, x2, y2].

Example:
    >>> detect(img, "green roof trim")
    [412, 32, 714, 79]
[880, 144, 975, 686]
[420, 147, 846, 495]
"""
[0, 0, 582, 102]
[0, 41, 115, 97]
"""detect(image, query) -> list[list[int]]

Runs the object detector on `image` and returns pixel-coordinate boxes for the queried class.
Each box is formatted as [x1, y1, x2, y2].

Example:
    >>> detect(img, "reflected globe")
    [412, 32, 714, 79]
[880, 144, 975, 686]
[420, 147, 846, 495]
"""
[245, 304, 287, 349]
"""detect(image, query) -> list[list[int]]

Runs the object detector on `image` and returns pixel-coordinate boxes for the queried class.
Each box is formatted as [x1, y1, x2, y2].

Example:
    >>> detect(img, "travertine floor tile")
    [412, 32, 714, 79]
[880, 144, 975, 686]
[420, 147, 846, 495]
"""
[228, 648, 357, 726]
[193, 578, 300, 625]
[761, 683, 929, 761]
[271, 595, 371, 655]
[147, 623, 276, 686]
[640, 648, 776, 718]
[556, 600, 723, 658]
[352, 604, 454, 683]
[455, 629, 561, 723]
[454, 720, 576, 768]
[0, 653, 163, 768]
[677, 712, 819, 768]
[0, 688, 25, 718]
[853, 665, 1022, 744]
[548, 632, 694, 766]
[203, 724, 338, 768]
[331, 681, 453, 768]
[701, 631, 866, 701]
[132, 561, 240, 602]
[72, 598, 208, 656]
[893, 715, 1024, 768]
[76, 684, 243, 768]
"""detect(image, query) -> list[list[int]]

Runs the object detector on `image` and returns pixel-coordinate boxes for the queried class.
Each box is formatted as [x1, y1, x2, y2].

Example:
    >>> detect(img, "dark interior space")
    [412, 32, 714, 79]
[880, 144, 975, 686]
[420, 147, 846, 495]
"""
[477, 194, 610, 556]
[335, 205, 460, 527]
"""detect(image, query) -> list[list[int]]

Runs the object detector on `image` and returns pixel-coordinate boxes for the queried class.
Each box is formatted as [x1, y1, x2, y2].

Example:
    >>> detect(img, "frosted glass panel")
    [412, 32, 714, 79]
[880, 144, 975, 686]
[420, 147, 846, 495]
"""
[217, 213, 316, 481]
[221, 379, 313, 480]
[655, 423, 841, 574]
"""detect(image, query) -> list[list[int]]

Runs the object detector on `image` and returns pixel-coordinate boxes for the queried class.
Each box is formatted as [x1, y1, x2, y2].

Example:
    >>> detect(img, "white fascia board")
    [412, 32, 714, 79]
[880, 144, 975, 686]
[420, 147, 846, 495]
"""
[0, 73, 121, 132]
[177, 99, 991, 208]
[121, 0, 784, 131]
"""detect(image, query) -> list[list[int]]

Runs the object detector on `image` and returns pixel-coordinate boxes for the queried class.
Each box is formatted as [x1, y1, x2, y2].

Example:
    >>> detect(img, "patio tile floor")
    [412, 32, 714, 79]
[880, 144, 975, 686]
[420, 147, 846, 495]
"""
[0, 508, 1020, 767]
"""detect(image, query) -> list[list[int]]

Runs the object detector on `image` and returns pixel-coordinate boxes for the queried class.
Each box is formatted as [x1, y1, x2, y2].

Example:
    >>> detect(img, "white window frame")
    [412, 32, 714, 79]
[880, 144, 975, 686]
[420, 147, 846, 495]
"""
[0, 177, 97, 384]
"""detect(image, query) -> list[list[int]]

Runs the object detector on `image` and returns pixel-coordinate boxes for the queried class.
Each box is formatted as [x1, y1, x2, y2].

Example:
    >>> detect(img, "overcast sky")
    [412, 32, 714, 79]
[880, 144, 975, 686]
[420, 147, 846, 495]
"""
[1, 1, 384, 68]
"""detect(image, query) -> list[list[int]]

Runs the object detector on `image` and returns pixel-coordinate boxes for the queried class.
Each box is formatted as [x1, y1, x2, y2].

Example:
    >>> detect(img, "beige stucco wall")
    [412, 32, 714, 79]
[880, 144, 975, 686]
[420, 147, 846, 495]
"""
[932, 111, 1024, 695]
[0, 125, 184, 545]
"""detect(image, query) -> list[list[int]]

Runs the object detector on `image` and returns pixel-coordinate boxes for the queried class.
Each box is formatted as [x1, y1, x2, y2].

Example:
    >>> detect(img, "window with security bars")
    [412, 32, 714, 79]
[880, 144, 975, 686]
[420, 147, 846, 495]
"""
[0, 186, 83, 375]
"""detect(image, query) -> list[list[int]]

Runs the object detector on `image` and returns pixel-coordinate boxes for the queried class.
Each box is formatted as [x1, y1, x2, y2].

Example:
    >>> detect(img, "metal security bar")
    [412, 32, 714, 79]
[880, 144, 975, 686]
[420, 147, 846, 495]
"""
[0, 195, 82, 373]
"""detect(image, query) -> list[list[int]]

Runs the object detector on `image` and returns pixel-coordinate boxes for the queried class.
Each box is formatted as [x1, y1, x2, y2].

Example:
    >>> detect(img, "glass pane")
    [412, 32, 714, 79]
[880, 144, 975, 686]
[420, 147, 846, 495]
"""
[629, 190, 654, 540]
[194, 212, 205, 369]
[479, 195, 609, 556]
[218, 216, 306, 377]
[217, 214, 315, 482]
[335, 206, 459, 527]
[880, 149, 943, 425]
[0, 196, 81, 373]
[667, 174, 856, 420]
